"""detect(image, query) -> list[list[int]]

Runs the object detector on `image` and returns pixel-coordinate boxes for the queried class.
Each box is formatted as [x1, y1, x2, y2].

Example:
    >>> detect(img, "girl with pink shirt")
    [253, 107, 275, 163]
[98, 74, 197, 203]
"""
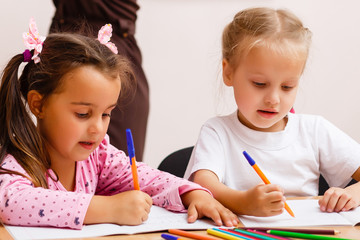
[0, 18, 239, 230]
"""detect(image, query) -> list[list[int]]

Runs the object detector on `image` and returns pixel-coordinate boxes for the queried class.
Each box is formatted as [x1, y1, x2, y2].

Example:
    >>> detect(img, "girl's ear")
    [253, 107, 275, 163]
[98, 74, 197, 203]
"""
[222, 59, 234, 86]
[27, 90, 44, 119]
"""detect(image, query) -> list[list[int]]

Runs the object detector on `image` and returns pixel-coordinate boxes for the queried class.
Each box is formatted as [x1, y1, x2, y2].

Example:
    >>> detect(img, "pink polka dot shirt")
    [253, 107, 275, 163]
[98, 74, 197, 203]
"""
[0, 135, 209, 229]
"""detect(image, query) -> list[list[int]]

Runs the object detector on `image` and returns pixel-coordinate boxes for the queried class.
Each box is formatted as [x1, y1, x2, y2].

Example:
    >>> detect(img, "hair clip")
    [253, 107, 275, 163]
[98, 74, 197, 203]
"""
[97, 24, 118, 54]
[23, 49, 32, 62]
[22, 17, 46, 64]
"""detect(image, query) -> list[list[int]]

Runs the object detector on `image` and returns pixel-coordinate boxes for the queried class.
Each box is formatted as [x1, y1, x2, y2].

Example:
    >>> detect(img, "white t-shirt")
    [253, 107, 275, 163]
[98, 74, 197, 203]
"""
[184, 112, 360, 197]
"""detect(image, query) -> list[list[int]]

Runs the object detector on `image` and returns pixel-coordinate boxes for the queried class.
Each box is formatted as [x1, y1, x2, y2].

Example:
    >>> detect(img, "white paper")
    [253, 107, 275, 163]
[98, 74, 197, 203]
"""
[5, 205, 217, 240]
[8, 199, 360, 239]
[240, 199, 360, 227]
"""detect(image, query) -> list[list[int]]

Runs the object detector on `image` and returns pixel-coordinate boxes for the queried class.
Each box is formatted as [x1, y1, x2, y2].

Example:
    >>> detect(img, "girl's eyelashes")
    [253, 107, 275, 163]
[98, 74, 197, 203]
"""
[103, 107, 116, 118]
[281, 85, 295, 91]
[76, 112, 89, 119]
[251, 81, 295, 91]
[252, 81, 266, 87]
[76, 113, 111, 118]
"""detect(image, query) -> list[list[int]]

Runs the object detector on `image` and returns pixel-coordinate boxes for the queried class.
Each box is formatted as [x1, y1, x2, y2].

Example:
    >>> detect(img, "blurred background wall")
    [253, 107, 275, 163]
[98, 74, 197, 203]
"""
[1, 0, 359, 168]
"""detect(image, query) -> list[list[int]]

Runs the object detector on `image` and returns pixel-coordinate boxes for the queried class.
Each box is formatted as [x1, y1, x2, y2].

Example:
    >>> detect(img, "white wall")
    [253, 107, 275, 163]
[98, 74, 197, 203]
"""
[1, 1, 360, 169]
[137, 0, 360, 168]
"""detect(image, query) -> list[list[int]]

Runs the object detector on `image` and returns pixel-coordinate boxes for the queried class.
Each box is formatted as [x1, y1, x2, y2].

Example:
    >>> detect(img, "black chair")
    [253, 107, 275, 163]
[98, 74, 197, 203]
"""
[158, 146, 356, 195]
[318, 174, 357, 195]
[318, 175, 330, 196]
[158, 146, 194, 177]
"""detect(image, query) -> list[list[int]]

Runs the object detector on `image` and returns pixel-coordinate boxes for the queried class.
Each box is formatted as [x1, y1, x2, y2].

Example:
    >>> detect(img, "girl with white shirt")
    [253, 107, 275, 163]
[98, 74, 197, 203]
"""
[184, 7, 360, 217]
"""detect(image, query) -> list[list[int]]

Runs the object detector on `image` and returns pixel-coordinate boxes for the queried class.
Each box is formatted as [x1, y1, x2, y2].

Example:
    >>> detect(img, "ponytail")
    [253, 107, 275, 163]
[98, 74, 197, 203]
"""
[0, 54, 50, 188]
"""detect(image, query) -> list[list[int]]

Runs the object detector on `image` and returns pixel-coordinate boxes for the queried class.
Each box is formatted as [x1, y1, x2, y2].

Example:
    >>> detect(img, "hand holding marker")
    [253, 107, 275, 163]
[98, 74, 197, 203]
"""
[243, 151, 295, 217]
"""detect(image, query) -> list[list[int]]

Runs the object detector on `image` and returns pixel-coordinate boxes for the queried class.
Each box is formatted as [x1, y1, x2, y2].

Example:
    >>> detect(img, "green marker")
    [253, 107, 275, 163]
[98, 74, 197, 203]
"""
[268, 230, 350, 240]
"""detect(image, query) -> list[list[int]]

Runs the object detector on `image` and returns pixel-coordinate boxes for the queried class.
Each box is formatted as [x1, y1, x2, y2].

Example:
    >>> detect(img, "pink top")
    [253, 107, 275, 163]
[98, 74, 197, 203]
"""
[0, 135, 208, 229]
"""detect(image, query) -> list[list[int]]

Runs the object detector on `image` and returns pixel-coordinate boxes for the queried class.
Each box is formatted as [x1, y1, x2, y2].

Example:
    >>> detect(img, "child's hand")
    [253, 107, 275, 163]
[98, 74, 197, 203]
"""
[241, 183, 285, 217]
[319, 185, 360, 212]
[86, 190, 153, 226]
[181, 190, 239, 227]
[110, 190, 153, 225]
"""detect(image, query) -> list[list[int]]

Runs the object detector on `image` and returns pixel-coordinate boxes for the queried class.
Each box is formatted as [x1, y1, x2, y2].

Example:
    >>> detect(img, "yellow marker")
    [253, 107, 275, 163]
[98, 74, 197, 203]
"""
[207, 228, 245, 240]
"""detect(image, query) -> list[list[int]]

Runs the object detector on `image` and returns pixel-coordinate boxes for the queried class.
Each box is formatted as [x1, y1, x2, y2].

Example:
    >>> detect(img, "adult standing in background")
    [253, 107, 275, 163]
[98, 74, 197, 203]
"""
[49, 0, 149, 162]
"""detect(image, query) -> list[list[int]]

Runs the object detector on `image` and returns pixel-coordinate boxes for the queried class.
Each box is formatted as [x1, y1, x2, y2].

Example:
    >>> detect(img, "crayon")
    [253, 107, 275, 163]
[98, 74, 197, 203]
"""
[268, 230, 349, 240]
[236, 227, 339, 235]
[168, 229, 219, 240]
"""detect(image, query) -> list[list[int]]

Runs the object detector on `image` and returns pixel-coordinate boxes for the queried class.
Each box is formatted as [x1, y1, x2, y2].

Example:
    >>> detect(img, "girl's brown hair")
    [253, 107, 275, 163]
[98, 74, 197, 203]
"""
[222, 7, 312, 68]
[0, 32, 134, 188]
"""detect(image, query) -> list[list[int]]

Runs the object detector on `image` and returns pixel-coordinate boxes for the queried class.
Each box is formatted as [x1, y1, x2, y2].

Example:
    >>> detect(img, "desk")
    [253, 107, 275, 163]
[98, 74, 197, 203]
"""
[1, 225, 360, 240]
[2, 197, 360, 240]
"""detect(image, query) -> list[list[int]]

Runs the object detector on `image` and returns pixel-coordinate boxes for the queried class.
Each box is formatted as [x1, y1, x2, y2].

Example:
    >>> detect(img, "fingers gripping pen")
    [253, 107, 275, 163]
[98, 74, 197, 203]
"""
[243, 151, 295, 217]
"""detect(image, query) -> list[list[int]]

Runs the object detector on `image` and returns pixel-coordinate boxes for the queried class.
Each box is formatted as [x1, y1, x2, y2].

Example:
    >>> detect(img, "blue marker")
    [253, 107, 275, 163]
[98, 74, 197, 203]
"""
[161, 233, 186, 240]
[126, 129, 135, 164]
[126, 129, 140, 190]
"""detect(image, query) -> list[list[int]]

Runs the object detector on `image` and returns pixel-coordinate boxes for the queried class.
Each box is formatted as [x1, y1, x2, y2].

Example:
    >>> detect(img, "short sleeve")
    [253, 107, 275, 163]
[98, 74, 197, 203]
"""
[317, 116, 360, 187]
[184, 123, 226, 182]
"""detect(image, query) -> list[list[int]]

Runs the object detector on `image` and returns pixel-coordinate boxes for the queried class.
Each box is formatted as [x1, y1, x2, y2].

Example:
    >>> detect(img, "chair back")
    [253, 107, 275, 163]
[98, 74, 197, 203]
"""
[158, 146, 194, 177]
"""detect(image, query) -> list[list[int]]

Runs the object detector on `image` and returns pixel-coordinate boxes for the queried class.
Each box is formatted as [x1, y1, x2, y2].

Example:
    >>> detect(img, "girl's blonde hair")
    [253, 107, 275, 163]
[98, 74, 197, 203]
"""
[222, 7, 312, 67]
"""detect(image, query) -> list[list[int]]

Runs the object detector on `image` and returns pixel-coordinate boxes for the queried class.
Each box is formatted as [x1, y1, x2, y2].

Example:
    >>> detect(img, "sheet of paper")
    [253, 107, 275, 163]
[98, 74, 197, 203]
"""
[5, 205, 217, 240]
[339, 206, 360, 226]
[239, 199, 360, 227]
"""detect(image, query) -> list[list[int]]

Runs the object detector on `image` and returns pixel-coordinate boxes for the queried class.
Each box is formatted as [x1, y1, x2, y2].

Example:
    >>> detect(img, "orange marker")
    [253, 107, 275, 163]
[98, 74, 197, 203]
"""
[126, 129, 140, 190]
[169, 229, 219, 240]
[243, 151, 295, 217]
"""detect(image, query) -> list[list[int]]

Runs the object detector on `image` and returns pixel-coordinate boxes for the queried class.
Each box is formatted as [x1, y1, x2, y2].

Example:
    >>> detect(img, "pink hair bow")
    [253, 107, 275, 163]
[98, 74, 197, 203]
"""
[22, 17, 46, 64]
[98, 24, 118, 54]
